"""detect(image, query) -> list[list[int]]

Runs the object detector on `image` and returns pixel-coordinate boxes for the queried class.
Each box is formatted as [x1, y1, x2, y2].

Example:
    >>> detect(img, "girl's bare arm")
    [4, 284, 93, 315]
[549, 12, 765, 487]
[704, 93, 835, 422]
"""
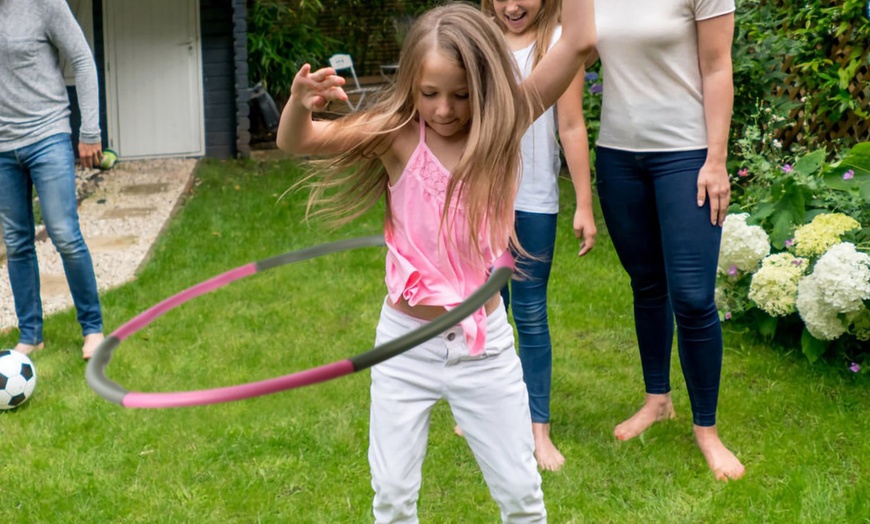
[521, 0, 595, 120]
[276, 65, 368, 156]
[557, 65, 596, 256]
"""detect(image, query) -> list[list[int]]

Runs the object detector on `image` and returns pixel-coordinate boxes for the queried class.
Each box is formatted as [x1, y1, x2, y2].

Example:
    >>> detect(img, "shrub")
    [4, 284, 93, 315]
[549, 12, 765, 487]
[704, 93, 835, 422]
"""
[732, 0, 803, 147]
[248, 0, 443, 104]
[732, 0, 870, 155]
[719, 134, 870, 364]
[247, 0, 339, 103]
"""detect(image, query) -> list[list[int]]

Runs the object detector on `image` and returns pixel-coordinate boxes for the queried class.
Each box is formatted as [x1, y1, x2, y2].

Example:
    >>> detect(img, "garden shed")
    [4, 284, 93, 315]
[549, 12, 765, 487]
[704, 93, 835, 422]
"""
[65, 0, 250, 160]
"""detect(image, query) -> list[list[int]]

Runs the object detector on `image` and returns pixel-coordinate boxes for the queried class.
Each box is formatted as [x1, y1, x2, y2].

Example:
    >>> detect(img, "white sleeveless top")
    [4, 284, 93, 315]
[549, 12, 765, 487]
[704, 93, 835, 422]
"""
[512, 26, 562, 214]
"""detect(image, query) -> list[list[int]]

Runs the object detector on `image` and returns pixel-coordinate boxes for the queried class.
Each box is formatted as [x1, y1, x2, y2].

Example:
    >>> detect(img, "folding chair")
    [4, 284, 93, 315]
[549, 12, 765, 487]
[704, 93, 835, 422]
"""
[328, 54, 382, 111]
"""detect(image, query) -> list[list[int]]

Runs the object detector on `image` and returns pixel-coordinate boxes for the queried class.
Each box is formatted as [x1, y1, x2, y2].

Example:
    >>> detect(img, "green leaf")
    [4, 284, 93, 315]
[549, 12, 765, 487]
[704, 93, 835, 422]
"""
[767, 180, 806, 248]
[823, 143, 870, 200]
[752, 201, 777, 222]
[792, 149, 826, 177]
[771, 209, 798, 248]
[801, 329, 830, 363]
[838, 142, 870, 172]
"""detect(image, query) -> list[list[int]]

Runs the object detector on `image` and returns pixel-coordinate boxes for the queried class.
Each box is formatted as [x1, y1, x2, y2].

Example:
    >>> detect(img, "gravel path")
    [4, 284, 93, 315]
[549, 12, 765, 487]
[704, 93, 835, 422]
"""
[0, 158, 196, 333]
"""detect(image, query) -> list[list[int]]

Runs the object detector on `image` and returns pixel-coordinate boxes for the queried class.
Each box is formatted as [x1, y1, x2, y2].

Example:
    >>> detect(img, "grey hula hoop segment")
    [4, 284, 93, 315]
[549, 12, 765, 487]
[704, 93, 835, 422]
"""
[86, 235, 515, 409]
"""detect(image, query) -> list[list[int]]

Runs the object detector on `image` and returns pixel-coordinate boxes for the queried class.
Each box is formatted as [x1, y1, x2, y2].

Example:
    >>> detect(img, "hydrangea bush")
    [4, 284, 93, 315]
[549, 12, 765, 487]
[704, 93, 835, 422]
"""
[718, 212, 870, 363]
[719, 135, 870, 367]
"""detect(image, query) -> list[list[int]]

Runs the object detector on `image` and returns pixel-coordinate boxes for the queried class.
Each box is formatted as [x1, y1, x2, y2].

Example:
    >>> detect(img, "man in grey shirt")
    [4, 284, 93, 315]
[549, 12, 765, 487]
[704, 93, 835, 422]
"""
[0, 0, 105, 359]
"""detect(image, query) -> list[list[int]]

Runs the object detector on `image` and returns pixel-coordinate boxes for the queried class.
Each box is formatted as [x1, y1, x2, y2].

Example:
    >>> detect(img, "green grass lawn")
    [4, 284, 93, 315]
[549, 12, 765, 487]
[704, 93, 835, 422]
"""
[2, 158, 868, 523]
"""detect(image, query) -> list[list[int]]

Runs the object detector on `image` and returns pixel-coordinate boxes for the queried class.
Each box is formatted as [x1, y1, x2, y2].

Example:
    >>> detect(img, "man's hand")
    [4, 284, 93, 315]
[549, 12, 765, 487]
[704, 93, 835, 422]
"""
[78, 142, 103, 169]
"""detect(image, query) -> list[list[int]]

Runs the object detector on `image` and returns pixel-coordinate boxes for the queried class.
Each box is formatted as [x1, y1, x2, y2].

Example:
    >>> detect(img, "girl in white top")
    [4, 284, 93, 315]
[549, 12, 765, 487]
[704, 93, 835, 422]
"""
[592, 0, 745, 481]
[481, 0, 596, 472]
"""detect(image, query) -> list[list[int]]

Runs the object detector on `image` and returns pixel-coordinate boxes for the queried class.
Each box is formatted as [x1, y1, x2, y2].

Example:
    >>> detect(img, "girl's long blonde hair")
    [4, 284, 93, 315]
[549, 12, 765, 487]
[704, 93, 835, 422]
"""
[481, 0, 561, 69]
[304, 3, 533, 267]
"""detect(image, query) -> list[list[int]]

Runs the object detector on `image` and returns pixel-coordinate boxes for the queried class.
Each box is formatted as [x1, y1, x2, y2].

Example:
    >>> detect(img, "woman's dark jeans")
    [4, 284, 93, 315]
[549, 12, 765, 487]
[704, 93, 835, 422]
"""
[595, 146, 723, 427]
[502, 210, 558, 424]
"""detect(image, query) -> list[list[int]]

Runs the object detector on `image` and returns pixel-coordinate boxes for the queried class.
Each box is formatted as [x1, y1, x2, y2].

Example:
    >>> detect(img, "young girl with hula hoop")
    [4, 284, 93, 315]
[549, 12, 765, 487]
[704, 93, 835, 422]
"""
[276, 1, 595, 520]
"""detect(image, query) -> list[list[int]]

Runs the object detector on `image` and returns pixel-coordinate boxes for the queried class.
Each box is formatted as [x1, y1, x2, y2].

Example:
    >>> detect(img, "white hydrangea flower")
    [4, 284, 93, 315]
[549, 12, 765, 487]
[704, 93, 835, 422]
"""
[811, 242, 870, 314]
[748, 253, 807, 316]
[796, 274, 847, 340]
[718, 213, 770, 275]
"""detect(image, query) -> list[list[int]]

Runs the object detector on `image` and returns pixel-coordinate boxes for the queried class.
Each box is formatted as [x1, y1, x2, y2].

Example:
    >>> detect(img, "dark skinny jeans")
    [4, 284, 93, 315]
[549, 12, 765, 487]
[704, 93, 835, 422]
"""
[595, 146, 723, 427]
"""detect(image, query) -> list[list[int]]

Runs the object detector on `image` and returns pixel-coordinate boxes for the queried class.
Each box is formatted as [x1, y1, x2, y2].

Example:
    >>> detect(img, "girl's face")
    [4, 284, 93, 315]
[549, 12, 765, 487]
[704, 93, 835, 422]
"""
[491, 0, 542, 36]
[415, 49, 472, 139]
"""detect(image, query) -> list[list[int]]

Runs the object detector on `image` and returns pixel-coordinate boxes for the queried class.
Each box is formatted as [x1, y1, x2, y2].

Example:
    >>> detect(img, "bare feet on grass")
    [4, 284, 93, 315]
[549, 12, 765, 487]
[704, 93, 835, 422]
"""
[454, 425, 464, 437]
[13, 342, 44, 356]
[533, 423, 565, 471]
[82, 333, 105, 360]
[614, 393, 676, 441]
[694, 425, 745, 481]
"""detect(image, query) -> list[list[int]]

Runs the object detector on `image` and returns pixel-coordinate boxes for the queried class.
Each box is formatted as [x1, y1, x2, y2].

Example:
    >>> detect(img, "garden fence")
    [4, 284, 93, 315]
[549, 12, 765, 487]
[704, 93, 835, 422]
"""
[775, 30, 870, 149]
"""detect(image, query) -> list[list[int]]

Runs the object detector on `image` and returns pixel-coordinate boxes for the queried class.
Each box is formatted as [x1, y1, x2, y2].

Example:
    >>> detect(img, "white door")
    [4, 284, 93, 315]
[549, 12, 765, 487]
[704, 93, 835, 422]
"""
[103, 0, 204, 159]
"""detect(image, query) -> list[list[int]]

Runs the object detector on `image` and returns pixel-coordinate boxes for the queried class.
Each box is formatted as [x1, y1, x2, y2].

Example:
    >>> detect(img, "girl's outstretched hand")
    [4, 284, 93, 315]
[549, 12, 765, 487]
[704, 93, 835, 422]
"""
[291, 64, 348, 112]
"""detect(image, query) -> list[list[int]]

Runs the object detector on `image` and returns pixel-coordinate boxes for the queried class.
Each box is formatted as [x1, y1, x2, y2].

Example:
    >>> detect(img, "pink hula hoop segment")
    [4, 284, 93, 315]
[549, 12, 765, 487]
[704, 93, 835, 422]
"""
[86, 235, 515, 408]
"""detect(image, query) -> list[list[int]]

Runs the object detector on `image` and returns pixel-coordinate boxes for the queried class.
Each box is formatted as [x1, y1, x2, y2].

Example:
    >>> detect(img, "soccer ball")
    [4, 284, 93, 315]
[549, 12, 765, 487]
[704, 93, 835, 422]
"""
[0, 350, 37, 410]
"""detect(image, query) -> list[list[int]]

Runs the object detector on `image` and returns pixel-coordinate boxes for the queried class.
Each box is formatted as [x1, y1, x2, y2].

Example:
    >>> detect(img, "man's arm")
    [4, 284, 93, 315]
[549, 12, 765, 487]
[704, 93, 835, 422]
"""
[47, 0, 102, 167]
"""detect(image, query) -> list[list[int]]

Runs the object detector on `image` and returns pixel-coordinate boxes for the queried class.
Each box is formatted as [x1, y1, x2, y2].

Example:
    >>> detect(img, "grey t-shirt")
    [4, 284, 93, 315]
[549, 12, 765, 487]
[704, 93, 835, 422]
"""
[0, 0, 101, 152]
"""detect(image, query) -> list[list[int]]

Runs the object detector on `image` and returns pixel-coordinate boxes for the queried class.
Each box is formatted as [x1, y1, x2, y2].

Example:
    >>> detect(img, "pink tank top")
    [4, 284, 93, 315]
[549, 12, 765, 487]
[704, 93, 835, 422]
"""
[384, 118, 503, 355]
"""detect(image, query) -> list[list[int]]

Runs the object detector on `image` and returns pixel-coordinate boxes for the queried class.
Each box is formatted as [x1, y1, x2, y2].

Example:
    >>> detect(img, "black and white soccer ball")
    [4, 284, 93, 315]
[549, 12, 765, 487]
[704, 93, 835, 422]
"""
[0, 350, 37, 410]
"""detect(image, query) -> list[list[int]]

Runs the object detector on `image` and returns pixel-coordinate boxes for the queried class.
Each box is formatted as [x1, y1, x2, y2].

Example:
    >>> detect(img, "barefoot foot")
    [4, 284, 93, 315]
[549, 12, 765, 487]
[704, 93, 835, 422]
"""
[533, 422, 565, 471]
[453, 425, 464, 437]
[614, 393, 676, 441]
[82, 333, 105, 360]
[13, 342, 44, 356]
[694, 425, 745, 481]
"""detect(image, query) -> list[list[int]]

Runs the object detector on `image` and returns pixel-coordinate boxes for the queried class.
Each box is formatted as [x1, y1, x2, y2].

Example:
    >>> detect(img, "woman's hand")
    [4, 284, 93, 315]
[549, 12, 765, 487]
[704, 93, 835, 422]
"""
[696, 162, 731, 226]
[291, 64, 348, 112]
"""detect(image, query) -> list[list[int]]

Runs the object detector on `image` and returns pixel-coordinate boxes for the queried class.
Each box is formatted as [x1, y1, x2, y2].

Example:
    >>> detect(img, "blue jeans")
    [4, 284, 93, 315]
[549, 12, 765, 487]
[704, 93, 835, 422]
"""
[501, 210, 558, 424]
[595, 146, 722, 427]
[0, 133, 103, 345]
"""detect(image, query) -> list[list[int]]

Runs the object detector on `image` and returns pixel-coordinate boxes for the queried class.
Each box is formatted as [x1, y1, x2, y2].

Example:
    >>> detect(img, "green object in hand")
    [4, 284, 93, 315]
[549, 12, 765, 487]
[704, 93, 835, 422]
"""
[99, 149, 118, 170]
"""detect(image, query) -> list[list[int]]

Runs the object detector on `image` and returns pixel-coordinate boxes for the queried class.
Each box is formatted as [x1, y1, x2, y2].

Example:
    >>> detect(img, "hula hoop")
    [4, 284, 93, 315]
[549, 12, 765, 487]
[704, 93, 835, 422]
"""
[86, 235, 515, 409]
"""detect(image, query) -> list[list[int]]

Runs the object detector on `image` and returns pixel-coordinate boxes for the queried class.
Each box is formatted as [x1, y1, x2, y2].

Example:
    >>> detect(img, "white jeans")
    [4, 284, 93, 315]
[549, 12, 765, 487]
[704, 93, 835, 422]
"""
[369, 299, 546, 523]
